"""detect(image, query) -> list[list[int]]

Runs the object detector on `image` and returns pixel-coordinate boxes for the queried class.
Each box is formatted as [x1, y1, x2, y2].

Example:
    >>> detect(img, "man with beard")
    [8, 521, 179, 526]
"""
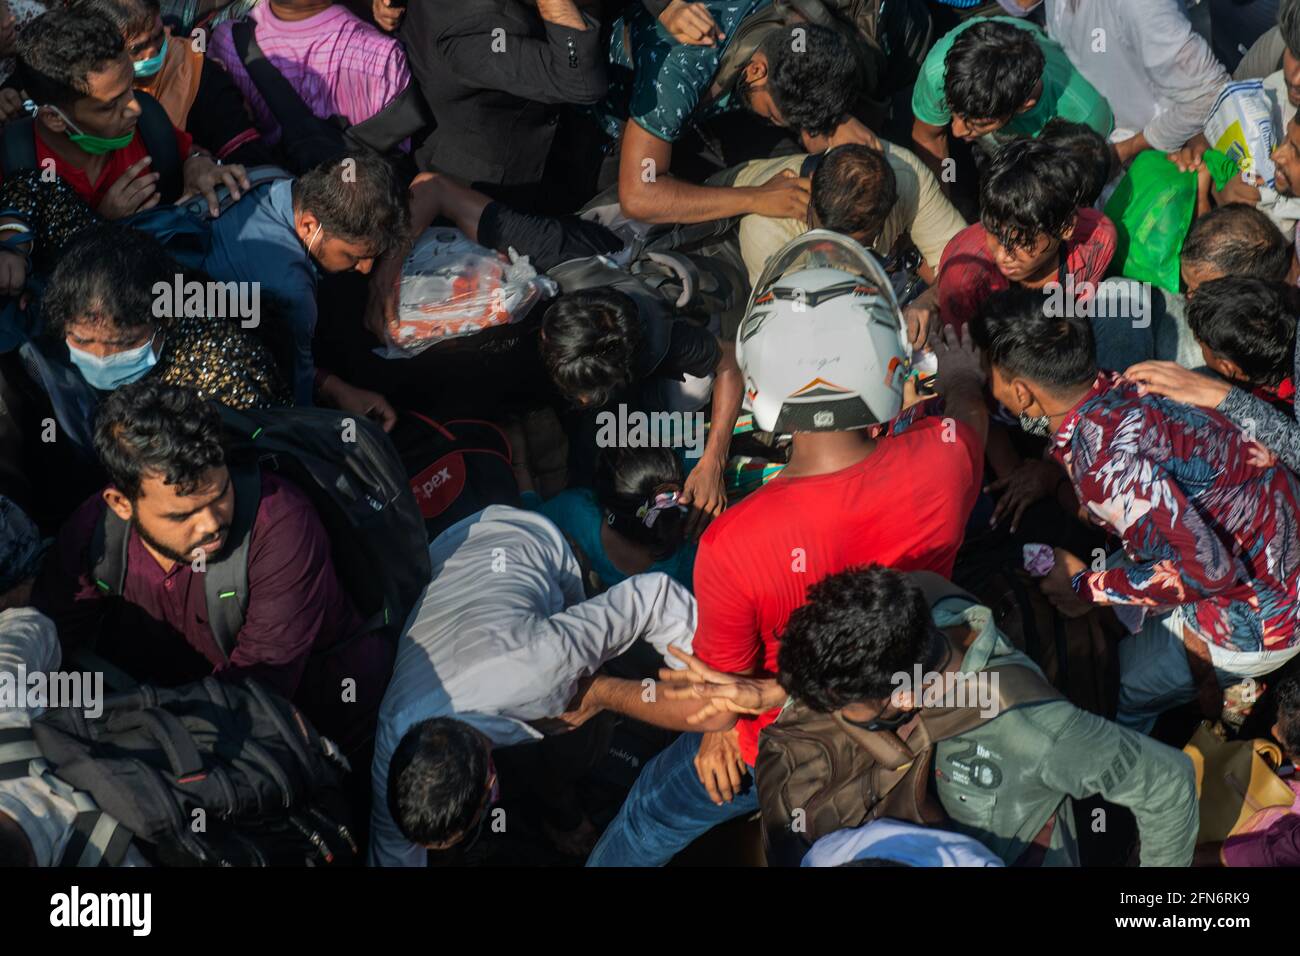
[31, 380, 393, 754]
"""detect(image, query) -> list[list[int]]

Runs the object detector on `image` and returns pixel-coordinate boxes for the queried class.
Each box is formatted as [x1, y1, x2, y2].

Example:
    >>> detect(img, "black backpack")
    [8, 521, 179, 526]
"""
[387, 411, 521, 542]
[0, 91, 183, 203]
[547, 242, 751, 346]
[90, 403, 432, 658]
[230, 18, 430, 174]
[17, 676, 357, 866]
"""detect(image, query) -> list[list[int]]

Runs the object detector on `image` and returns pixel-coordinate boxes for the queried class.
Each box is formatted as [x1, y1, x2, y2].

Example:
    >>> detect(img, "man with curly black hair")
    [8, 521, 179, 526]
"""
[598, 5, 873, 226]
[774, 565, 1199, 867]
[937, 138, 1117, 333]
[31, 380, 394, 754]
[910, 16, 1113, 187]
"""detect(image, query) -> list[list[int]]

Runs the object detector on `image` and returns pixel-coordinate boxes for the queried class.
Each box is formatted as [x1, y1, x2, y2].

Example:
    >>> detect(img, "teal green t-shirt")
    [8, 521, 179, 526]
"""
[911, 15, 1113, 138]
[522, 489, 696, 592]
[595, 0, 769, 142]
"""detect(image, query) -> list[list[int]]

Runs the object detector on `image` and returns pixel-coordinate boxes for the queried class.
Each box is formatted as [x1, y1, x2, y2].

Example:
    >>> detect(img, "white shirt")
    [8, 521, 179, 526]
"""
[0, 607, 146, 867]
[801, 819, 1005, 868]
[1045, 0, 1228, 152]
[368, 505, 697, 867]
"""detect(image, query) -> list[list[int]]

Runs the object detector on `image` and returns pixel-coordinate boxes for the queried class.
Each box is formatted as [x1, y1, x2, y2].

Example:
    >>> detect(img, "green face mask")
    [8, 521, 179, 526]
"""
[66, 127, 135, 155]
[26, 101, 135, 155]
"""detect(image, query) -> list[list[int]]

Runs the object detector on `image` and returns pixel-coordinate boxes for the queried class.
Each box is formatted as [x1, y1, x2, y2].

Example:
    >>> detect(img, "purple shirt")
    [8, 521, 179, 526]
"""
[32, 473, 393, 752]
[208, 3, 410, 145]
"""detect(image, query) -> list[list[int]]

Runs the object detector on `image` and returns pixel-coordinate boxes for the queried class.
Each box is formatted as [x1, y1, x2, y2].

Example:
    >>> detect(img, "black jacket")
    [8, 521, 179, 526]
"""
[403, 0, 607, 187]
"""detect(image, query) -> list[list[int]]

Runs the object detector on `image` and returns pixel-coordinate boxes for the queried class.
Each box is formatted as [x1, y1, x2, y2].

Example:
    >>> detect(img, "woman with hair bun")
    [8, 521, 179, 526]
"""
[522, 445, 697, 593]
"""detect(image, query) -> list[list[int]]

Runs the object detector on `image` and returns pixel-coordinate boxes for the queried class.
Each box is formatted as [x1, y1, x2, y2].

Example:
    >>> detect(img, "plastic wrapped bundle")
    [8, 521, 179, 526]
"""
[1204, 80, 1277, 189]
[377, 228, 557, 358]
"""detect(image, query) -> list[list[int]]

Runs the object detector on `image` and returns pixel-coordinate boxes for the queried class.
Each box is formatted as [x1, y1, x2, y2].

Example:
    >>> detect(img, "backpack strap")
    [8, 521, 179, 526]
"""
[231, 19, 326, 136]
[0, 732, 133, 866]
[202, 460, 262, 661]
[919, 662, 1064, 744]
[134, 91, 182, 204]
[0, 117, 37, 177]
[0, 725, 41, 780]
[59, 802, 135, 867]
[129, 707, 206, 778]
[346, 81, 431, 154]
[562, 530, 604, 599]
[177, 163, 292, 220]
[89, 505, 132, 598]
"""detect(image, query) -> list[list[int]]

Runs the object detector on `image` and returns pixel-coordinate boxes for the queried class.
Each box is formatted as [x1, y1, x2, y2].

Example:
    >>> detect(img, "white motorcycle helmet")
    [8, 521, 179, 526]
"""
[737, 230, 911, 434]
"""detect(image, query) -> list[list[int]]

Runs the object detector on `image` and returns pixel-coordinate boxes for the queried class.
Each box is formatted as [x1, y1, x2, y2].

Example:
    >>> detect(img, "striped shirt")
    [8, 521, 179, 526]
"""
[208, 2, 410, 145]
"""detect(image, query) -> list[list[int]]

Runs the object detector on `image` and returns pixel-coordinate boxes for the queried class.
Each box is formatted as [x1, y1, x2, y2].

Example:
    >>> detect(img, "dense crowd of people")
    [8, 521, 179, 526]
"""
[2, 0, 1300, 870]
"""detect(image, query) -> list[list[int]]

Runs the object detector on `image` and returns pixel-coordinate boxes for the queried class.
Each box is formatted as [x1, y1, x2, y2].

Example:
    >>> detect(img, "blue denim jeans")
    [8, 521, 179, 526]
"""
[586, 731, 758, 867]
[1117, 608, 1235, 735]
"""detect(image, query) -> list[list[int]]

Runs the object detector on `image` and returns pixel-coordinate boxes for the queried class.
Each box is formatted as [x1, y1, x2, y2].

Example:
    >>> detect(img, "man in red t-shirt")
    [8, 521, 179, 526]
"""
[581, 245, 989, 867]
[0, 8, 249, 293]
[938, 139, 1116, 332]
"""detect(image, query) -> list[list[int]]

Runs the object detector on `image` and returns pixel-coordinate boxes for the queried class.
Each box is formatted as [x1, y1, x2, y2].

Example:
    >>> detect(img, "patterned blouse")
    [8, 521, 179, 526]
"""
[1218, 332, 1300, 475]
[0, 171, 291, 410]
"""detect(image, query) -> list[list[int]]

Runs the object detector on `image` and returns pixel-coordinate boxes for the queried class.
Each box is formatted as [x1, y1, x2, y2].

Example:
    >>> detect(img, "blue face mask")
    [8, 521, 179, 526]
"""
[133, 35, 168, 78]
[67, 334, 159, 390]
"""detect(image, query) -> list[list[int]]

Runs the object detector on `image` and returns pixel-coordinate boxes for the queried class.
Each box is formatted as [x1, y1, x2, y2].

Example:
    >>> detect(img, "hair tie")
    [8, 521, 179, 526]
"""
[635, 491, 684, 529]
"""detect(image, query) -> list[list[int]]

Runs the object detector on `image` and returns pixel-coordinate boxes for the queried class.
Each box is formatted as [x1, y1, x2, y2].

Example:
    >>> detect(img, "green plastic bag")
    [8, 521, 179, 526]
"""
[1103, 149, 1238, 294]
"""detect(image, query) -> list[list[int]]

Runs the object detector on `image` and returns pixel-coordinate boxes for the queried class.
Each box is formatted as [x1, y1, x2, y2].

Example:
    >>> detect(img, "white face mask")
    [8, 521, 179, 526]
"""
[67, 332, 160, 391]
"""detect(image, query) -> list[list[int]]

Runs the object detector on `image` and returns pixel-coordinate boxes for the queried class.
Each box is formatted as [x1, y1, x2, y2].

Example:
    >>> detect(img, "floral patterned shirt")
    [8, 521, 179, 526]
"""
[1052, 372, 1300, 654]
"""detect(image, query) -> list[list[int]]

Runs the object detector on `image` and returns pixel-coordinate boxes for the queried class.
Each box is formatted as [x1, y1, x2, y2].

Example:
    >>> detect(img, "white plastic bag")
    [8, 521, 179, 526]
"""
[376, 228, 557, 359]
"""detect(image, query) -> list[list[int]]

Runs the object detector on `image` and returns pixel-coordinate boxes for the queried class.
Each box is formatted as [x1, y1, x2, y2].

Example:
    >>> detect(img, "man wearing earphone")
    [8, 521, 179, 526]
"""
[200, 147, 409, 422]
